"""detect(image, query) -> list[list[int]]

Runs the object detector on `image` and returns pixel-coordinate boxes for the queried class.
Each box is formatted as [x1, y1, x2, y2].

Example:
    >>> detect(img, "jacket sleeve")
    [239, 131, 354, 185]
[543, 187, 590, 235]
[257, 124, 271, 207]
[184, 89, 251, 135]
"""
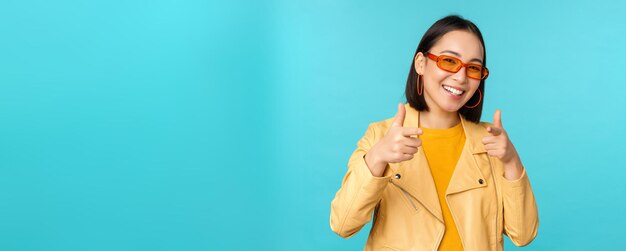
[329, 123, 392, 238]
[500, 164, 540, 246]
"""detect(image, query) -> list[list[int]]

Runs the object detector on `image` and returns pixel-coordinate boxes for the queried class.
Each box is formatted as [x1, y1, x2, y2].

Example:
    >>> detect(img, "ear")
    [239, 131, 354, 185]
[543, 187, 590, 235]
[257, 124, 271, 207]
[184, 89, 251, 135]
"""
[414, 52, 426, 75]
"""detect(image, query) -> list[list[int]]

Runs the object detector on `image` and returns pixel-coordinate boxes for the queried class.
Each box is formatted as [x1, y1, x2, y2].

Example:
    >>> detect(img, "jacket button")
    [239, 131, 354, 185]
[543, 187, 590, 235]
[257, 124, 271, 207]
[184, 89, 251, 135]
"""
[394, 173, 401, 179]
[478, 179, 484, 184]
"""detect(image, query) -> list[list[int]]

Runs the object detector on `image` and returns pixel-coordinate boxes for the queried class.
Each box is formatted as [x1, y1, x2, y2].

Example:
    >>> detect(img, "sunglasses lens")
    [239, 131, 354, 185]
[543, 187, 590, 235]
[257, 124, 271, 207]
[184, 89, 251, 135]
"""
[438, 56, 461, 72]
[466, 64, 484, 79]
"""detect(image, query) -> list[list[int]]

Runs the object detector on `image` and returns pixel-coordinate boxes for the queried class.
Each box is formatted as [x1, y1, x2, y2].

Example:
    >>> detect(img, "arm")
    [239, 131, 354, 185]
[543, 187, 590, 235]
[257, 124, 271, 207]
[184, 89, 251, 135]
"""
[482, 110, 539, 246]
[499, 156, 540, 246]
[330, 104, 421, 238]
[329, 124, 392, 238]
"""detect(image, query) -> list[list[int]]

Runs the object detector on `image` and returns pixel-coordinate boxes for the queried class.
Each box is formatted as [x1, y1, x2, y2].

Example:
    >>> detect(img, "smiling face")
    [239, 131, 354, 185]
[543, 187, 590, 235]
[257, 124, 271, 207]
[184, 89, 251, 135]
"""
[413, 30, 485, 113]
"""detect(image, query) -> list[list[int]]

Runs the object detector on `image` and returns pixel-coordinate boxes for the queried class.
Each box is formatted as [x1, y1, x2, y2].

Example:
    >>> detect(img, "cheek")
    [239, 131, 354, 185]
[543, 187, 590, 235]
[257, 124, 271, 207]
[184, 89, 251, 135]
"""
[423, 67, 449, 88]
[468, 80, 481, 93]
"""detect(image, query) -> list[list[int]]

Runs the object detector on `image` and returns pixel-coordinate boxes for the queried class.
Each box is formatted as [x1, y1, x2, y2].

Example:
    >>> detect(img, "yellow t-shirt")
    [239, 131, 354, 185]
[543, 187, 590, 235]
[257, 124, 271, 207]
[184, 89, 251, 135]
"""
[420, 122, 466, 251]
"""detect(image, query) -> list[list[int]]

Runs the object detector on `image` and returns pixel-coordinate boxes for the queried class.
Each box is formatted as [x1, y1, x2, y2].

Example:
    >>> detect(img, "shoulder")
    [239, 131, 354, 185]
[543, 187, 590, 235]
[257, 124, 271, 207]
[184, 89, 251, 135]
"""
[466, 120, 495, 137]
[461, 113, 493, 130]
[367, 116, 395, 134]
[357, 117, 395, 144]
[477, 121, 494, 130]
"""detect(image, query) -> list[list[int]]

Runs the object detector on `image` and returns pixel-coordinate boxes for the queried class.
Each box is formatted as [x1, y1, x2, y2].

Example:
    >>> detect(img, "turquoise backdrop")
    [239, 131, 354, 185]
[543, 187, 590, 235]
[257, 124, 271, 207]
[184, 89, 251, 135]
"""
[1, 0, 625, 250]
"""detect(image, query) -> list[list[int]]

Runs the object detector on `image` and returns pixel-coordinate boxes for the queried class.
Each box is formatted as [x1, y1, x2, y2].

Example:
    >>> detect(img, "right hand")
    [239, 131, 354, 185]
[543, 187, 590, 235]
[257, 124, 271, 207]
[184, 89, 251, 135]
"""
[365, 103, 422, 176]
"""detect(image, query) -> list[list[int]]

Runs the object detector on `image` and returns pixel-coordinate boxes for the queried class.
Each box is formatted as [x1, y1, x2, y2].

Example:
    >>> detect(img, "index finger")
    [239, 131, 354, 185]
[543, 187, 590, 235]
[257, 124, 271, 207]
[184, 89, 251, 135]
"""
[402, 127, 423, 137]
[494, 109, 503, 128]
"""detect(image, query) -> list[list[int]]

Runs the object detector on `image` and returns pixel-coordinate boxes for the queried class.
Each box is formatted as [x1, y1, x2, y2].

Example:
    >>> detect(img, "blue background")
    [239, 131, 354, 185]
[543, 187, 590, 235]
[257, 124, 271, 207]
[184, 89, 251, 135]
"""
[1, 0, 625, 250]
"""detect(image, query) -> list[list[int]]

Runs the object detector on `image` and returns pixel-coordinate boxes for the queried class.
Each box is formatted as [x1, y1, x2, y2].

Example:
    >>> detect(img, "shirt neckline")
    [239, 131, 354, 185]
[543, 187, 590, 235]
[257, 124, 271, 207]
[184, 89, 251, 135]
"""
[420, 122, 464, 138]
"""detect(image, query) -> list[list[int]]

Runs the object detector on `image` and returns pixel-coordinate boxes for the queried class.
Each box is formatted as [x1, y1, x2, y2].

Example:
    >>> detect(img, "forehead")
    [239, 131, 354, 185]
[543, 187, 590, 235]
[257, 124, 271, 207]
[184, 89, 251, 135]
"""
[430, 30, 484, 61]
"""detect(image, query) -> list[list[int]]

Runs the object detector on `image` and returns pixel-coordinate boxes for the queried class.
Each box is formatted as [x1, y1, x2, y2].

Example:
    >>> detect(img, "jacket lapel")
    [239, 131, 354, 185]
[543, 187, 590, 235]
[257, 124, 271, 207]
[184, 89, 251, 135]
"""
[445, 116, 489, 195]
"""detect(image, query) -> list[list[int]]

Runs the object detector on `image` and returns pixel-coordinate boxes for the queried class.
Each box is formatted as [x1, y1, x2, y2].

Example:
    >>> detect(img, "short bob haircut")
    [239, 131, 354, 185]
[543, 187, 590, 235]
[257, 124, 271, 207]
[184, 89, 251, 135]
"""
[405, 15, 487, 123]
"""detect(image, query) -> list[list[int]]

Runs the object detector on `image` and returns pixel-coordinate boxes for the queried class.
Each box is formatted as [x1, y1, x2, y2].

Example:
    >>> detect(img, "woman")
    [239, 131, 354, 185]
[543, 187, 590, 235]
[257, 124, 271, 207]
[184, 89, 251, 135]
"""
[329, 15, 539, 251]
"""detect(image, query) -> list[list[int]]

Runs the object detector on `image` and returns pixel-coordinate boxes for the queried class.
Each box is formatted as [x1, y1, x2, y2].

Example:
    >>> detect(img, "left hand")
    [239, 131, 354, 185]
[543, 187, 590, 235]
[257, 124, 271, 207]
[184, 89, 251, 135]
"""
[481, 110, 519, 164]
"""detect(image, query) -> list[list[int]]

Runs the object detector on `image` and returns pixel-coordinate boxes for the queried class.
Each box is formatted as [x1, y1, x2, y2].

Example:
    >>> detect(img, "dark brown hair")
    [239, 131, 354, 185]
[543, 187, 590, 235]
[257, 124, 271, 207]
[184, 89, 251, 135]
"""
[405, 15, 487, 123]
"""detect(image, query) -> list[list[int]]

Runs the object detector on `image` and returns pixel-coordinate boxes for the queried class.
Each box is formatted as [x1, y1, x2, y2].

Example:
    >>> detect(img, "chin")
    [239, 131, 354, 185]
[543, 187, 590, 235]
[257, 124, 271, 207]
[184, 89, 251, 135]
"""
[428, 103, 461, 112]
[436, 100, 463, 113]
[443, 105, 461, 113]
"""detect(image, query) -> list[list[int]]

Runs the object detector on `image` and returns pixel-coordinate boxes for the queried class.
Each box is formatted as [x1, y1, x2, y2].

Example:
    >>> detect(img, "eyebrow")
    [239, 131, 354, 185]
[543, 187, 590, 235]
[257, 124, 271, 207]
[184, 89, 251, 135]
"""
[439, 50, 483, 64]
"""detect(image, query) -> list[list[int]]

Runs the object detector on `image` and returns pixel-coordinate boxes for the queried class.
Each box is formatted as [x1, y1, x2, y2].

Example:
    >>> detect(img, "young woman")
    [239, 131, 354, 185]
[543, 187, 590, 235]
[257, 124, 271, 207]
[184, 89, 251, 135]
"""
[330, 15, 539, 251]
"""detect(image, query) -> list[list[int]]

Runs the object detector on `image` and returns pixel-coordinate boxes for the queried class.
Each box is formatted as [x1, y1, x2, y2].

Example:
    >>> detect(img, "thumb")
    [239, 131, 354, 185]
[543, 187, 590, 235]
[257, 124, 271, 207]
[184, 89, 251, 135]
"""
[494, 109, 503, 128]
[391, 103, 406, 127]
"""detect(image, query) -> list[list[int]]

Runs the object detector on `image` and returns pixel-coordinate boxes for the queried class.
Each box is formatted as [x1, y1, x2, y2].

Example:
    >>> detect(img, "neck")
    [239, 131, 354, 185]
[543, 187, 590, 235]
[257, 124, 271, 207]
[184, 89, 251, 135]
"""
[419, 108, 461, 129]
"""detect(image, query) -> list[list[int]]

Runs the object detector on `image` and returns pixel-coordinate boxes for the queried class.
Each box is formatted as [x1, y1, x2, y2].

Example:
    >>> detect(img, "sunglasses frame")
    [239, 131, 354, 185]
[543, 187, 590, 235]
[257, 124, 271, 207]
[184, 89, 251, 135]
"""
[426, 52, 489, 80]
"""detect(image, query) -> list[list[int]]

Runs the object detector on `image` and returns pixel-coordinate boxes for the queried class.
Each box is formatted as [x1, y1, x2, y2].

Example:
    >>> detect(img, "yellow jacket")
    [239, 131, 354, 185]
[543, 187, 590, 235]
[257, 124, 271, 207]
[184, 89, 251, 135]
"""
[330, 103, 539, 251]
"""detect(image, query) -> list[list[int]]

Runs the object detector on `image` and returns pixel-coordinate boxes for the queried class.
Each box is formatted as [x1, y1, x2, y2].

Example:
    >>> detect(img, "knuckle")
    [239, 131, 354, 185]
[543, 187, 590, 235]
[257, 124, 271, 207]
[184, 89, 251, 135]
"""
[394, 152, 403, 159]
[392, 145, 400, 152]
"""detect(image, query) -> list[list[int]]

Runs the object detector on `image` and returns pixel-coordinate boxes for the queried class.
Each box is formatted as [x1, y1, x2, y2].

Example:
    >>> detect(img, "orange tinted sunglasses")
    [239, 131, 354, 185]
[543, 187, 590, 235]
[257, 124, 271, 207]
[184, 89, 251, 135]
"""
[426, 52, 489, 80]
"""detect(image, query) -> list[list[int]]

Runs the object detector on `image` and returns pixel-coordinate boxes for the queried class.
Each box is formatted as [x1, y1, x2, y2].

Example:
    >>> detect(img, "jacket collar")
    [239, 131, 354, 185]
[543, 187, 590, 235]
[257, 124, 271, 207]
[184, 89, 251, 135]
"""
[389, 103, 489, 223]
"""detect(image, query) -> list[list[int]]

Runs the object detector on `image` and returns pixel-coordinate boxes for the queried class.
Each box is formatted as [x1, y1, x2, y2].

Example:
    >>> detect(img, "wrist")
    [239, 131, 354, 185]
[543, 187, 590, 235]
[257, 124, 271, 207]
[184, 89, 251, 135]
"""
[364, 151, 386, 177]
[503, 154, 523, 180]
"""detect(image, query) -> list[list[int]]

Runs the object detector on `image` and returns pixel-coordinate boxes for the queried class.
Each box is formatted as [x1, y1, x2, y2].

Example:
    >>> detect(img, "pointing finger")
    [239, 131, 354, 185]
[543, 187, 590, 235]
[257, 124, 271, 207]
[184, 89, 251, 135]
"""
[494, 109, 503, 128]
[401, 128, 422, 137]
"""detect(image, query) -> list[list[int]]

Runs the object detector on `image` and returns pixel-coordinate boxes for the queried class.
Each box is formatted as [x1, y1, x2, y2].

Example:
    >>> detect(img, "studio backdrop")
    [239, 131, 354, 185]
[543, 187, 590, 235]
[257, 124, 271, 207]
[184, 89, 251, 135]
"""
[1, 0, 625, 250]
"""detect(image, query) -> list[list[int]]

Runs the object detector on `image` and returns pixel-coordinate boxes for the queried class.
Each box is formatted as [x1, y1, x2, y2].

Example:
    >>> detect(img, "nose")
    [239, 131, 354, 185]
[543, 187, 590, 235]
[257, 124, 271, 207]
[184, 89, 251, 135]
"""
[451, 66, 468, 84]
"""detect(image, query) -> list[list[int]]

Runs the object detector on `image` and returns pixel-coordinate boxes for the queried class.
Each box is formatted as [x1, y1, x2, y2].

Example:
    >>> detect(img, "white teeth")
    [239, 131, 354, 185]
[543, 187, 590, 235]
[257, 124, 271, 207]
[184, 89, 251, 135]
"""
[443, 85, 464, 96]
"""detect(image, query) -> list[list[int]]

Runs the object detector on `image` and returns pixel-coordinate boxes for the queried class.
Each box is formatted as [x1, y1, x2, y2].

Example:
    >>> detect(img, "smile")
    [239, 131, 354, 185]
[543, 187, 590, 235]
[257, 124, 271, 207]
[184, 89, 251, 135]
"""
[442, 85, 465, 96]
